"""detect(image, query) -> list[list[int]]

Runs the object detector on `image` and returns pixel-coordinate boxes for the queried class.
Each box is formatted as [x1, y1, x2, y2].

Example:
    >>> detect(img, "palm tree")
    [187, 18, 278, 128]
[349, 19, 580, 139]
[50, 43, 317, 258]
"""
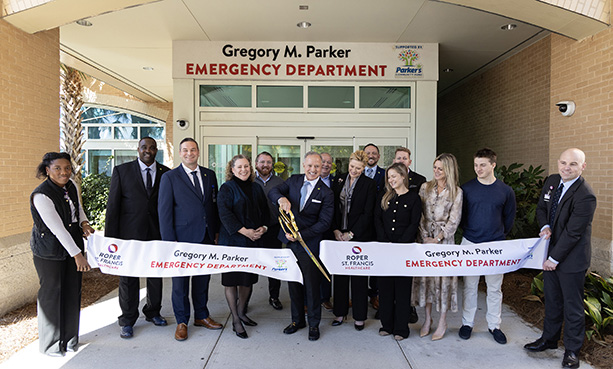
[60, 65, 86, 188]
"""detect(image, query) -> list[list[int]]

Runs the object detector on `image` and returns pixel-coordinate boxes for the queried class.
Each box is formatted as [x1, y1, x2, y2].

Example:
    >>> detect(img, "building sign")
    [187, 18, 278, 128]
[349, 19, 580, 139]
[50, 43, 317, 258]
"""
[173, 41, 438, 81]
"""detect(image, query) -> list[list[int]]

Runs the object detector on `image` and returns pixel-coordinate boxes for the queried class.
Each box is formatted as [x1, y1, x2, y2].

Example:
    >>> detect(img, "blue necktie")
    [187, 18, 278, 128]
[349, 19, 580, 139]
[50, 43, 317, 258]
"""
[549, 183, 564, 225]
[300, 182, 310, 211]
[191, 171, 203, 201]
[367, 167, 374, 178]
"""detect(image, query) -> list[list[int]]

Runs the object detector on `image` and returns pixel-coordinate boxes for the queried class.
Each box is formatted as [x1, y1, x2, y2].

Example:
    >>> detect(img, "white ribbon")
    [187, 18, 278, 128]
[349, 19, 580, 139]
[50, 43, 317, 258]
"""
[87, 233, 303, 283]
[320, 238, 548, 277]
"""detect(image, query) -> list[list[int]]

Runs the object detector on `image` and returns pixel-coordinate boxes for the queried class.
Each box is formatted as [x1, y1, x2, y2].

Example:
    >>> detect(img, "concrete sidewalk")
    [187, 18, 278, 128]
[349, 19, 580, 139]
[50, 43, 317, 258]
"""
[1, 275, 593, 369]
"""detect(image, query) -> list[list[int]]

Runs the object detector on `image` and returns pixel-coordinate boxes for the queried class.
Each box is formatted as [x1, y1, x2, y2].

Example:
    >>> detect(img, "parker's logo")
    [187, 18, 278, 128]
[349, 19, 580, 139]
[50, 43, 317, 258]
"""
[395, 45, 423, 77]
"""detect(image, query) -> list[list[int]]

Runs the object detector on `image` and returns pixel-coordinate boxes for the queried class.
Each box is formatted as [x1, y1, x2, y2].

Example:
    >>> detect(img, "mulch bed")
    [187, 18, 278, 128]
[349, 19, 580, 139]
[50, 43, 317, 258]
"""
[500, 269, 613, 368]
[0, 269, 119, 363]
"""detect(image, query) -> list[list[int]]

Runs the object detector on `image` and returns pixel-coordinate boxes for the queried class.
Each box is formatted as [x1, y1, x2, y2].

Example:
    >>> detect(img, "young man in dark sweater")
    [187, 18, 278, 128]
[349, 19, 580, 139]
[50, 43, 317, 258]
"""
[458, 148, 516, 345]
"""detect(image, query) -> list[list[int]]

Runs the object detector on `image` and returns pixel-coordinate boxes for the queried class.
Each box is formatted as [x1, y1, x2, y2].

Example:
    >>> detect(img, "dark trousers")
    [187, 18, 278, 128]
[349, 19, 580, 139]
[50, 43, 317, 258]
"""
[333, 275, 368, 321]
[320, 269, 332, 303]
[288, 245, 322, 327]
[33, 255, 82, 354]
[263, 224, 282, 299]
[543, 269, 586, 352]
[118, 276, 163, 326]
[171, 234, 213, 325]
[368, 276, 379, 297]
[378, 276, 412, 338]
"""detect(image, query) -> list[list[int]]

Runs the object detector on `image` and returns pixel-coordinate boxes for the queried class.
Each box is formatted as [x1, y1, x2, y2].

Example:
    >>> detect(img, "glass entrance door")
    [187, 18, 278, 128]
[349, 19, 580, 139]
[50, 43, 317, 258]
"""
[307, 138, 354, 176]
[257, 138, 302, 180]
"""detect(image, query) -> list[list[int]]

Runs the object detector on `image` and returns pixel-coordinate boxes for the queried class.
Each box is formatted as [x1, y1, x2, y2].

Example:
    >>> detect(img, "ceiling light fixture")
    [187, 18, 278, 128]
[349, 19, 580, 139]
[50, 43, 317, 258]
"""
[76, 19, 93, 27]
[500, 23, 517, 31]
[143, 67, 154, 71]
[443, 68, 453, 73]
[299, 5, 309, 10]
[297, 21, 311, 29]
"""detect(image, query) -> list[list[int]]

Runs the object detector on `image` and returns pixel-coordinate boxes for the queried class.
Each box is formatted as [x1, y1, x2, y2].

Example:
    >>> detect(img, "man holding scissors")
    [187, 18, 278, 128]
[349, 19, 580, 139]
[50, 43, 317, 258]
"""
[269, 151, 334, 341]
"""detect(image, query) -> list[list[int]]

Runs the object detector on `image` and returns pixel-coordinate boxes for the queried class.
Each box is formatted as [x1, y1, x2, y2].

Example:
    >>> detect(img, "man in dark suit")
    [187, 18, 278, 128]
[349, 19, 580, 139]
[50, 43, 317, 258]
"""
[393, 147, 426, 193]
[364, 143, 385, 193]
[525, 148, 597, 369]
[269, 151, 334, 341]
[105, 137, 170, 339]
[158, 137, 222, 341]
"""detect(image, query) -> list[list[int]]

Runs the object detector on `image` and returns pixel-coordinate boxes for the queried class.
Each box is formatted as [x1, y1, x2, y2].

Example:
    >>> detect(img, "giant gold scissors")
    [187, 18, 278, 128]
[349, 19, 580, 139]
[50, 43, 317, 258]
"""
[278, 207, 331, 282]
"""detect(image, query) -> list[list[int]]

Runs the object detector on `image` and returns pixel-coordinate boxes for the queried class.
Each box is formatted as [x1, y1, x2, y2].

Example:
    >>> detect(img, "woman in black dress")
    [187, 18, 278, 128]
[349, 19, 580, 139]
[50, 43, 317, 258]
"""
[217, 155, 270, 339]
[30, 152, 94, 356]
[330, 150, 376, 330]
[374, 162, 422, 340]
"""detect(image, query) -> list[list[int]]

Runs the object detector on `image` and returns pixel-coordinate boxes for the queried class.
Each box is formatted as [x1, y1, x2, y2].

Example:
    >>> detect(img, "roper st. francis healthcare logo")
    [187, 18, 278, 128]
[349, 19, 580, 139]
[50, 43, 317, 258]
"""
[395, 45, 423, 78]
[341, 245, 374, 270]
[95, 243, 123, 269]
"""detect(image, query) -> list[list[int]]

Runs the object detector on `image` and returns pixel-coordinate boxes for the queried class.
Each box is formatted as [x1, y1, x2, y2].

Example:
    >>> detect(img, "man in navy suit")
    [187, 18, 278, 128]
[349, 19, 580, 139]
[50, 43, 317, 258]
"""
[525, 148, 596, 369]
[158, 137, 222, 341]
[105, 137, 170, 339]
[269, 151, 334, 341]
[364, 143, 385, 193]
[393, 147, 426, 193]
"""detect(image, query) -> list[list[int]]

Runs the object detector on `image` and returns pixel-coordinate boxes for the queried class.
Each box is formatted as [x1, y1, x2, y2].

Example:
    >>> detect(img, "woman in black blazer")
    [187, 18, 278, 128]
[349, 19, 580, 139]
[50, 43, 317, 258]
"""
[330, 150, 377, 330]
[374, 162, 422, 340]
[217, 154, 270, 339]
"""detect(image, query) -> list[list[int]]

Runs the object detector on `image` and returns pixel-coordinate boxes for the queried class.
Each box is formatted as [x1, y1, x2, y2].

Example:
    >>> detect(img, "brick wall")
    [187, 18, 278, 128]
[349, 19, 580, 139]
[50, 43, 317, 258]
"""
[549, 30, 613, 272]
[0, 19, 59, 238]
[438, 37, 551, 183]
[0, 19, 60, 314]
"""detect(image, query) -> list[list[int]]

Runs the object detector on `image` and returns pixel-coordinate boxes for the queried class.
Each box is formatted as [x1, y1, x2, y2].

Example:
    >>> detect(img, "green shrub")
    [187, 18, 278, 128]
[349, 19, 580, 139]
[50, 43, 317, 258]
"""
[81, 172, 111, 230]
[494, 163, 545, 239]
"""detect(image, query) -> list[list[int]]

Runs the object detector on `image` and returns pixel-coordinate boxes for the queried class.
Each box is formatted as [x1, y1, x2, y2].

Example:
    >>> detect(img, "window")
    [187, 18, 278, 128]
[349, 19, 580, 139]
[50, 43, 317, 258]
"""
[308, 86, 354, 108]
[200, 85, 251, 107]
[80, 105, 166, 175]
[257, 86, 303, 108]
[360, 87, 410, 109]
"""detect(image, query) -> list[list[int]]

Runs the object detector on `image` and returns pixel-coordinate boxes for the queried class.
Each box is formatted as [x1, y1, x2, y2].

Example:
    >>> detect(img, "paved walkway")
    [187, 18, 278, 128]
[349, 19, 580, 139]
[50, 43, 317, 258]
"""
[1, 275, 593, 369]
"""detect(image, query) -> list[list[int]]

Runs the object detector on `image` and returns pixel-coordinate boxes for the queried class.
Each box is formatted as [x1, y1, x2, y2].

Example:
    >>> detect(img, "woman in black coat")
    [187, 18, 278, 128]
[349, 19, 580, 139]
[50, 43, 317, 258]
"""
[30, 152, 94, 356]
[217, 154, 270, 339]
[330, 150, 376, 330]
[374, 162, 422, 340]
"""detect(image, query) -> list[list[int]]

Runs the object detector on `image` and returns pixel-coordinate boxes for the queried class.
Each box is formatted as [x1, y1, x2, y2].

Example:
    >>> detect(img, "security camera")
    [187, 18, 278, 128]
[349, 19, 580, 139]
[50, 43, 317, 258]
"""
[176, 119, 189, 130]
[556, 101, 575, 117]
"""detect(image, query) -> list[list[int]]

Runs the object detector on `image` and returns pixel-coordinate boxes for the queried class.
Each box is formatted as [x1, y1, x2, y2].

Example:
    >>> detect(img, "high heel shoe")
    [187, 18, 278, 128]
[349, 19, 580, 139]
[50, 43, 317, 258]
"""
[331, 316, 345, 326]
[354, 321, 365, 331]
[240, 316, 258, 326]
[431, 323, 447, 341]
[233, 322, 248, 339]
[420, 319, 432, 337]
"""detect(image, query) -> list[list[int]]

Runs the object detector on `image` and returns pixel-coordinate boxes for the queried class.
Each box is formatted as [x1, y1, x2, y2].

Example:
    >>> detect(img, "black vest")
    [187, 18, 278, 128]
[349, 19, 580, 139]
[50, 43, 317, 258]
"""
[30, 178, 83, 260]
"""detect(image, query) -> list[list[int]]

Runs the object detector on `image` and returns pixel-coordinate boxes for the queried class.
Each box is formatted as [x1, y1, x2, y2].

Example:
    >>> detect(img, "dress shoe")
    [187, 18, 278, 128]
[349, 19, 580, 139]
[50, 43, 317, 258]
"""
[66, 345, 78, 353]
[146, 316, 168, 326]
[283, 321, 306, 334]
[394, 334, 405, 341]
[489, 328, 507, 344]
[194, 317, 222, 330]
[175, 323, 188, 341]
[524, 337, 558, 352]
[240, 316, 258, 326]
[321, 301, 333, 311]
[370, 296, 379, 310]
[562, 350, 580, 368]
[354, 322, 365, 331]
[232, 322, 248, 339]
[120, 325, 133, 339]
[269, 297, 283, 310]
[379, 328, 391, 336]
[308, 326, 320, 341]
[432, 323, 447, 341]
[420, 319, 432, 337]
[331, 317, 344, 326]
[409, 306, 419, 324]
[458, 325, 472, 340]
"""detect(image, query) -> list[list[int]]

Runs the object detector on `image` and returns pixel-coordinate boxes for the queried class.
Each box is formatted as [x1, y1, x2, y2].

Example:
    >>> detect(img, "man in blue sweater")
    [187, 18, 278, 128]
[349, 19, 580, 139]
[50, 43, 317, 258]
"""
[458, 148, 516, 344]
